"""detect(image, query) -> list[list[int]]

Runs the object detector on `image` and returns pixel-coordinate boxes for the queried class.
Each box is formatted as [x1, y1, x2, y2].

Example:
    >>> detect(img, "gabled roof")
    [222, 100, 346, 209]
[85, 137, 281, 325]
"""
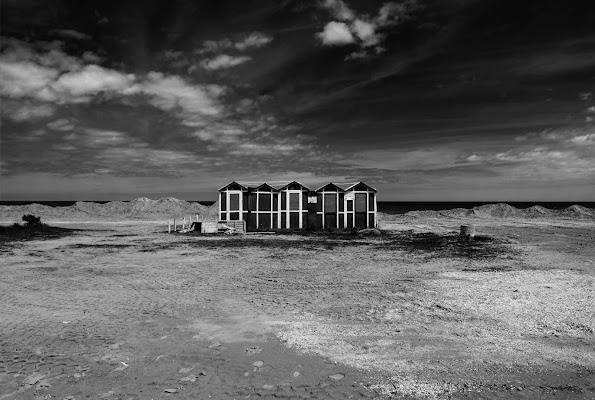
[254, 183, 278, 191]
[340, 181, 377, 192]
[315, 182, 345, 192]
[219, 180, 376, 192]
[218, 181, 248, 191]
[278, 181, 310, 191]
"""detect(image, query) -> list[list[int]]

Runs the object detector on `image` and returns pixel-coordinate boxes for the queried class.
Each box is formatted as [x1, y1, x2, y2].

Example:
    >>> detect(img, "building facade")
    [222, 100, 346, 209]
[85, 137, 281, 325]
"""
[218, 181, 377, 230]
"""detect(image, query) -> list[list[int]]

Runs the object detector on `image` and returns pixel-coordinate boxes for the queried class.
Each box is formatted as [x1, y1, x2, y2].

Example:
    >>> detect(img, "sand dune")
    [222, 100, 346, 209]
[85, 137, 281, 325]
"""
[1, 199, 593, 223]
[406, 202, 594, 220]
[0, 197, 218, 222]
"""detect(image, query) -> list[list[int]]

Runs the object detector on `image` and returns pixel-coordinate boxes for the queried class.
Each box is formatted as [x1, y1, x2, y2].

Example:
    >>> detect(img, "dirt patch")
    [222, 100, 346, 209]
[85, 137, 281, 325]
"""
[377, 231, 518, 260]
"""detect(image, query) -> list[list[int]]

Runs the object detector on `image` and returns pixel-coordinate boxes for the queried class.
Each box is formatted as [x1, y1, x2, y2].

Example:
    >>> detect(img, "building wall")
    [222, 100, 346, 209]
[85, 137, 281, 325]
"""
[219, 182, 377, 230]
[219, 189, 245, 221]
[315, 187, 377, 229]
[278, 188, 307, 229]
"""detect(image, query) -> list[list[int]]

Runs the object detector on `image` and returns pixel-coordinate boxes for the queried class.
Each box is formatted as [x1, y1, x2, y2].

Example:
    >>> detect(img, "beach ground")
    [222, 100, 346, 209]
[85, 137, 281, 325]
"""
[0, 215, 594, 399]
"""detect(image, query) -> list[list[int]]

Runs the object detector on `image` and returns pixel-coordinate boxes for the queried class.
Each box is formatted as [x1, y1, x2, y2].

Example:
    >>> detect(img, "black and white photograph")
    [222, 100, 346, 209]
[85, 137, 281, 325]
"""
[1, 0, 594, 398]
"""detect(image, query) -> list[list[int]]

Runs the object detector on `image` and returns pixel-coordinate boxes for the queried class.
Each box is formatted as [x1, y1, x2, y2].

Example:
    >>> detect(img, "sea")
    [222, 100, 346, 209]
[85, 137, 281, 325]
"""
[1, 201, 594, 215]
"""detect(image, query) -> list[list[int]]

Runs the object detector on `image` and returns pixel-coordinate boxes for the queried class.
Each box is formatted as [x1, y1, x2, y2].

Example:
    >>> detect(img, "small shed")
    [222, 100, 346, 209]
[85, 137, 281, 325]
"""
[278, 181, 309, 229]
[340, 182, 377, 229]
[218, 181, 248, 222]
[315, 183, 345, 229]
[250, 183, 279, 230]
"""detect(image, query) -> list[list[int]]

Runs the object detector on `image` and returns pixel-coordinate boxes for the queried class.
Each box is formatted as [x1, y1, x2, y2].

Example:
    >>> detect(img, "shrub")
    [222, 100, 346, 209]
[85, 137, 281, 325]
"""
[22, 214, 42, 227]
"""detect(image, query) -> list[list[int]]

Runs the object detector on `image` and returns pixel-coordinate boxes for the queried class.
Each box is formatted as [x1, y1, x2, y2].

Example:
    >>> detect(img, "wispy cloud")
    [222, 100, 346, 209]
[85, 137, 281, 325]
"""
[197, 32, 273, 54]
[51, 29, 91, 41]
[234, 32, 273, 51]
[464, 127, 595, 179]
[200, 54, 252, 70]
[0, 99, 56, 122]
[47, 118, 74, 131]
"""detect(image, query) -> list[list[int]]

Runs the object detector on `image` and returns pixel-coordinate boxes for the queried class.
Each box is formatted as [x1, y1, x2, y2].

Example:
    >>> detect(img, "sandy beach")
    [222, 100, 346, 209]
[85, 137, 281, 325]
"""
[1, 203, 594, 399]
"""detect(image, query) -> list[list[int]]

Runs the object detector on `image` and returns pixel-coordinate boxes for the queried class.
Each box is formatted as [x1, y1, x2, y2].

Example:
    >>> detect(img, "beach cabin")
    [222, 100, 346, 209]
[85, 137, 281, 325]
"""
[314, 182, 377, 229]
[218, 181, 248, 222]
[278, 181, 309, 229]
[250, 183, 279, 230]
[341, 182, 377, 229]
[218, 180, 377, 231]
[315, 183, 344, 229]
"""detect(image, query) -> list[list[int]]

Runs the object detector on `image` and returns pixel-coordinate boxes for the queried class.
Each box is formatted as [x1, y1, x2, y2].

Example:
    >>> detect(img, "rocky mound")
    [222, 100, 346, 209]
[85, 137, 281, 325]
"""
[0, 198, 219, 222]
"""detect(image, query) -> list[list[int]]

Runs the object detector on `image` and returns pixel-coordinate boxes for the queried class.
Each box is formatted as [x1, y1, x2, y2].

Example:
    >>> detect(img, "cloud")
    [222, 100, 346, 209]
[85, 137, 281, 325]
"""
[579, 92, 592, 101]
[47, 118, 74, 131]
[570, 133, 594, 146]
[53, 65, 136, 98]
[140, 72, 224, 117]
[316, 0, 421, 57]
[317, 22, 355, 46]
[463, 127, 595, 179]
[586, 106, 595, 114]
[200, 54, 251, 70]
[321, 0, 355, 21]
[351, 19, 379, 47]
[234, 32, 273, 51]
[1, 38, 83, 71]
[0, 100, 56, 122]
[1, 37, 333, 182]
[82, 51, 102, 63]
[52, 29, 91, 40]
[377, 1, 419, 26]
[0, 41, 133, 103]
[198, 32, 273, 54]
[0, 61, 59, 99]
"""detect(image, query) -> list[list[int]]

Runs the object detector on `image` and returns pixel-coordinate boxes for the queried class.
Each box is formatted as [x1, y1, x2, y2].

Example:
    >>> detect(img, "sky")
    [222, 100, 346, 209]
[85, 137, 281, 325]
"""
[1, 0, 594, 201]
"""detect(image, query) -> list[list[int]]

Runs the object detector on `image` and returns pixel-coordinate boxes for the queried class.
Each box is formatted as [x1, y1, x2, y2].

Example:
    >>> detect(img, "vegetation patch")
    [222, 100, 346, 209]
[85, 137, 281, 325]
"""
[377, 231, 517, 260]
[0, 215, 79, 250]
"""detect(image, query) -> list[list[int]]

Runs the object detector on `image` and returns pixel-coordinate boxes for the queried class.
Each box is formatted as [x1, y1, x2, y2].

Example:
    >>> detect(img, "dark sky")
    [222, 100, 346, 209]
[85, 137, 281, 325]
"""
[1, 0, 594, 200]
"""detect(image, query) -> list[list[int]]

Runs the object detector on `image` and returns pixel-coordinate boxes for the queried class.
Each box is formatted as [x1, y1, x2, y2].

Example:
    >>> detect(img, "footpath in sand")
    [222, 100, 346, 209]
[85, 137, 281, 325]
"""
[0, 201, 594, 399]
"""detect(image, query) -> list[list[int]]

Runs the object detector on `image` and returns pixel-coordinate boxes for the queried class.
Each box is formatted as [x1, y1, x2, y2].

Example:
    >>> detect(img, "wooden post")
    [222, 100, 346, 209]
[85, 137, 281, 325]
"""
[460, 225, 476, 240]
[174, 218, 177, 231]
[196, 214, 199, 222]
[168, 220, 171, 233]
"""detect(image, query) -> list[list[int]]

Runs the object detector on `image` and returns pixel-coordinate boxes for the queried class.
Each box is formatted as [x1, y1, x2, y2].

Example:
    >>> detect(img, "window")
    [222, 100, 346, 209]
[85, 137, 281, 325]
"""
[324, 193, 336, 213]
[221, 193, 227, 211]
[258, 193, 271, 211]
[369, 193, 375, 211]
[355, 193, 367, 212]
[230, 193, 240, 210]
[289, 193, 300, 210]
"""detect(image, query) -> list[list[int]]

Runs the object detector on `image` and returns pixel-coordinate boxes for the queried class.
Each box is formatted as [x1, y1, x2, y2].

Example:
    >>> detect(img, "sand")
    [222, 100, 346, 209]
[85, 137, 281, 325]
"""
[0, 202, 594, 399]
